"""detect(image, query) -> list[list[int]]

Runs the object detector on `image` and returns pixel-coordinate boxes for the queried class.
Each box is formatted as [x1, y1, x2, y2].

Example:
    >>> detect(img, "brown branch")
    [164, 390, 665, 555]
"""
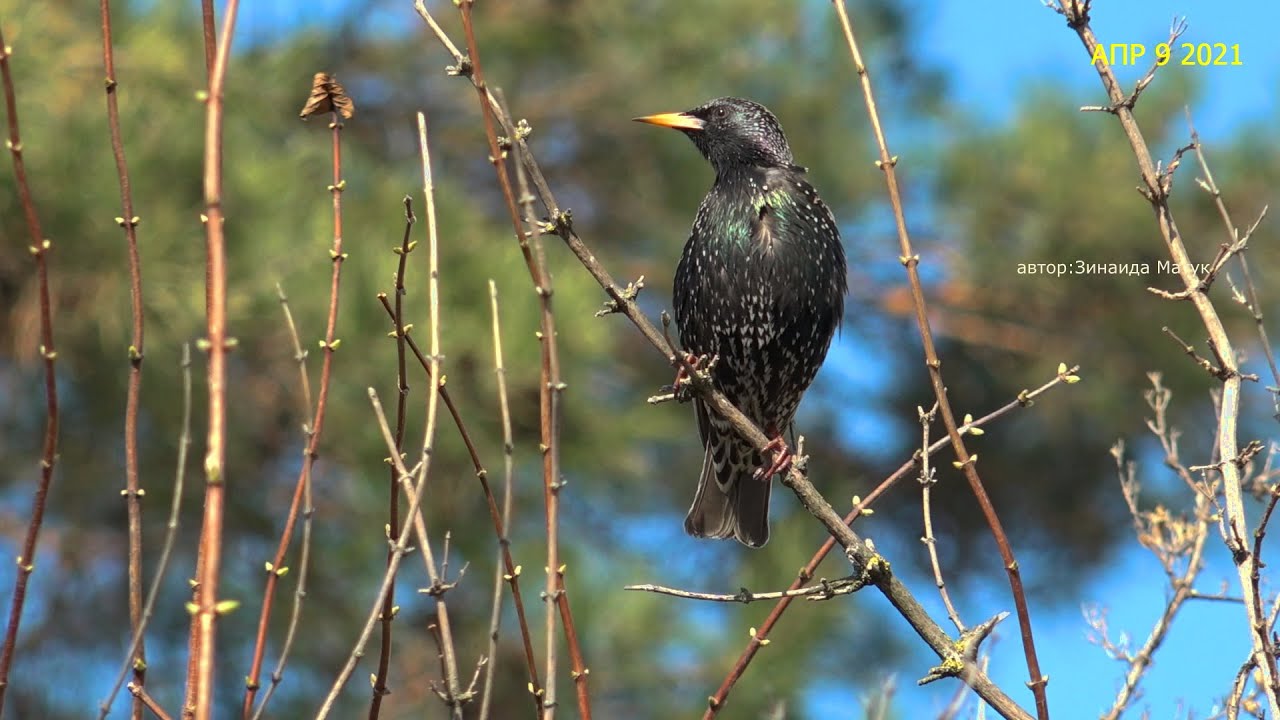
[830, 2, 1049, 715]
[186, 0, 241, 716]
[200, 0, 215, 77]
[315, 111, 446, 720]
[129, 682, 175, 720]
[1228, 655, 1260, 720]
[707, 366, 1075, 713]
[373, 295, 544, 709]
[98, 3, 148, 716]
[1188, 116, 1278, 417]
[449, 6, 586, 715]
[368, 197, 416, 720]
[1051, 2, 1278, 713]
[244, 289, 320, 720]
[1098, 384, 1212, 720]
[186, 3, 218, 711]
[918, 403, 966, 633]
[0, 24, 62, 717]
[480, 279, 519, 720]
[99, 346, 195, 719]
[624, 574, 870, 603]
[242, 78, 353, 719]
[313, 391, 425, 719]
[410, 5, 1054, 717]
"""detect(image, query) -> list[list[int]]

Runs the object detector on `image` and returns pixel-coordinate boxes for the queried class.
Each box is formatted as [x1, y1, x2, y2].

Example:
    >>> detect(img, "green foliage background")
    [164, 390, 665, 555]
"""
[0, 1, 1277, 718]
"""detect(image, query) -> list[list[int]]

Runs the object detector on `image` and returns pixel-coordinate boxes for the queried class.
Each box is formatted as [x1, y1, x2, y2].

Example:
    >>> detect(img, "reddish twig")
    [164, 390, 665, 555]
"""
[98, 2, 149, 715]
[244, 288, 319, 720]
[129, 682, 175, 720]
[704, 367, 1075, 714]
[315, 110, 445, 720]
[830, 2, 1049, 716]
[411, 5, 1052, 718]
[186, 0, 241, 717]
[242, 74, 352, 719]
[200, 0, 215, 76]
[185, 4, 220, 713]
[0, 24, 63, 717]
[452, 5, 589, 716]
[99, 346, 195, 719]
[373, 293, 544, 709]
[1051, 1, 1277, 713]
[368, 197, 416, 720]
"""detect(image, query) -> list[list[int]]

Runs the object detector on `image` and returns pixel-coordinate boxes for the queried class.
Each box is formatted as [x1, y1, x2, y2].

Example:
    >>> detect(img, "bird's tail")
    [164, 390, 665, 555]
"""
[684, 401, 771, 547]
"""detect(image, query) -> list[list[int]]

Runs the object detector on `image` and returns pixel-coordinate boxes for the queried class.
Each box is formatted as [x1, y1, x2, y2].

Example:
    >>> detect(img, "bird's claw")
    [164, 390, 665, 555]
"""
[670, 352, 716, 402]
[754, 435, 792, 480]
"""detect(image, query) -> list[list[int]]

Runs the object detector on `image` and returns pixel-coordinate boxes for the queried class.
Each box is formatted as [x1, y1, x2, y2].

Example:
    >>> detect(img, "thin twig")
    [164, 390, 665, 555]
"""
[512, 110, 575, 720]
[412, 5, 1039, 717]
[246, 289, 321, 720]
[707, 366, 1076, 714]
[410, 111, 466, 718]
[372, 294, 544, 707]
[186, 3, 219, 712]
[369, 197, 416, 720]
[919, 403, 965, 633]
[99, 346, 194, 719]
[830, 3, 1049, 715]
[1052, 2, 1278, 713]
[199, 0, 215, 77]
[0, 24, 63, 717]
[1098, 384, 1212, 720]
[186, 0, 241, 716]
[314, 111, 446, 720]
[243, 76, 351, 720]
[447, 9, 585, 713]
[99, 3, 148, 715]
[1187, 114, 1277, 416]
[1227, 655, 1258, 720]
[480, 279, 518, 720]
[129, 682, 175, 720]
[625, 575, 869, 603]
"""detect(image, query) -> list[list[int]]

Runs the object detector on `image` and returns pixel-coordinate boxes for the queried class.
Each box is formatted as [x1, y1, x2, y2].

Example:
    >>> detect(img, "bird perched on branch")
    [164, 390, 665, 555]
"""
[636, 97, 847, 547]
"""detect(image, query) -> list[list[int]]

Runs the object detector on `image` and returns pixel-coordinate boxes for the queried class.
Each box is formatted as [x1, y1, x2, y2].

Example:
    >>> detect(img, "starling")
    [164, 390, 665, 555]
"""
[636, 97, 848, 547]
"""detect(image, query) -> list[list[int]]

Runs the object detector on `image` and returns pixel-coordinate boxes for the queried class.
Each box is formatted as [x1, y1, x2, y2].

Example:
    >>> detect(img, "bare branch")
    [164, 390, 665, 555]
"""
[99, 347, 194, 719]
[1052, 2, 1278, 711]
[625, 574, 871, 603]
[829, 2, 1049, 714]
[0, 22, 63, 718]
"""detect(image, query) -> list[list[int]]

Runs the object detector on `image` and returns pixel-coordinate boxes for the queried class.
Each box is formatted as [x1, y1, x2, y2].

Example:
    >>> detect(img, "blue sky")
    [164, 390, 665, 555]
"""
[866, 2, 1276, 719]
[243, 2, 1277, 717]
[919, 0, 1279, 137]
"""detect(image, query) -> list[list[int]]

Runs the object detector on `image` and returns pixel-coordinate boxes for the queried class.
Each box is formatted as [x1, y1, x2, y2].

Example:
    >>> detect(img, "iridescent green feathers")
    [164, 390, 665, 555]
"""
[637, 97, 848, 547]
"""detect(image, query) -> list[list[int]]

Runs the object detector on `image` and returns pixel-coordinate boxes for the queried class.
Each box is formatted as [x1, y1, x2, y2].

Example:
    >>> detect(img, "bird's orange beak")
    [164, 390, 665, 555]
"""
[633, 112, 704, 131]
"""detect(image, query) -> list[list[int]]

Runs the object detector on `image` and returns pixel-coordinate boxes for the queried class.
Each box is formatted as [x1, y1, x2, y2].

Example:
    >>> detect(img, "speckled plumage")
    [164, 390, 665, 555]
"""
[639, 97, 848, 547]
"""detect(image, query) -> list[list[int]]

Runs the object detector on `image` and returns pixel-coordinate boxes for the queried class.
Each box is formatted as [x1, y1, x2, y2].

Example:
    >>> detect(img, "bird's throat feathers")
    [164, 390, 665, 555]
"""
[701, 168, 801, 255]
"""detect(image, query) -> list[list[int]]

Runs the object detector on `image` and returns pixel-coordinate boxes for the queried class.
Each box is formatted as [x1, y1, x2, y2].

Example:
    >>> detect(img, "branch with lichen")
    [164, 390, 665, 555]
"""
[411, 4, 1042, 718]
[829, 2, 1050, 715]
[1050, 1, 1279, 714]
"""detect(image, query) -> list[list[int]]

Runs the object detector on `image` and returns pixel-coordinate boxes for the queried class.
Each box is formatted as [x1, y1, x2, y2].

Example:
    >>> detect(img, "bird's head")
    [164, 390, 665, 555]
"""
[634, 96, 793, 173]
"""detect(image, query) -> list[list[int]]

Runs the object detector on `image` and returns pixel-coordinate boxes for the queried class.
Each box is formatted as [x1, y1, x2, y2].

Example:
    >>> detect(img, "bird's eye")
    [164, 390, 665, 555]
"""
[714, 107, 727, 119]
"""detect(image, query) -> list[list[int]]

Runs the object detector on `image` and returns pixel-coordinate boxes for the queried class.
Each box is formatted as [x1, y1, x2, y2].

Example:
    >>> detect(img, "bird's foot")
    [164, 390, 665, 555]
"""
[670, 352, 716, 402]
[754, 435, 793, 480]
